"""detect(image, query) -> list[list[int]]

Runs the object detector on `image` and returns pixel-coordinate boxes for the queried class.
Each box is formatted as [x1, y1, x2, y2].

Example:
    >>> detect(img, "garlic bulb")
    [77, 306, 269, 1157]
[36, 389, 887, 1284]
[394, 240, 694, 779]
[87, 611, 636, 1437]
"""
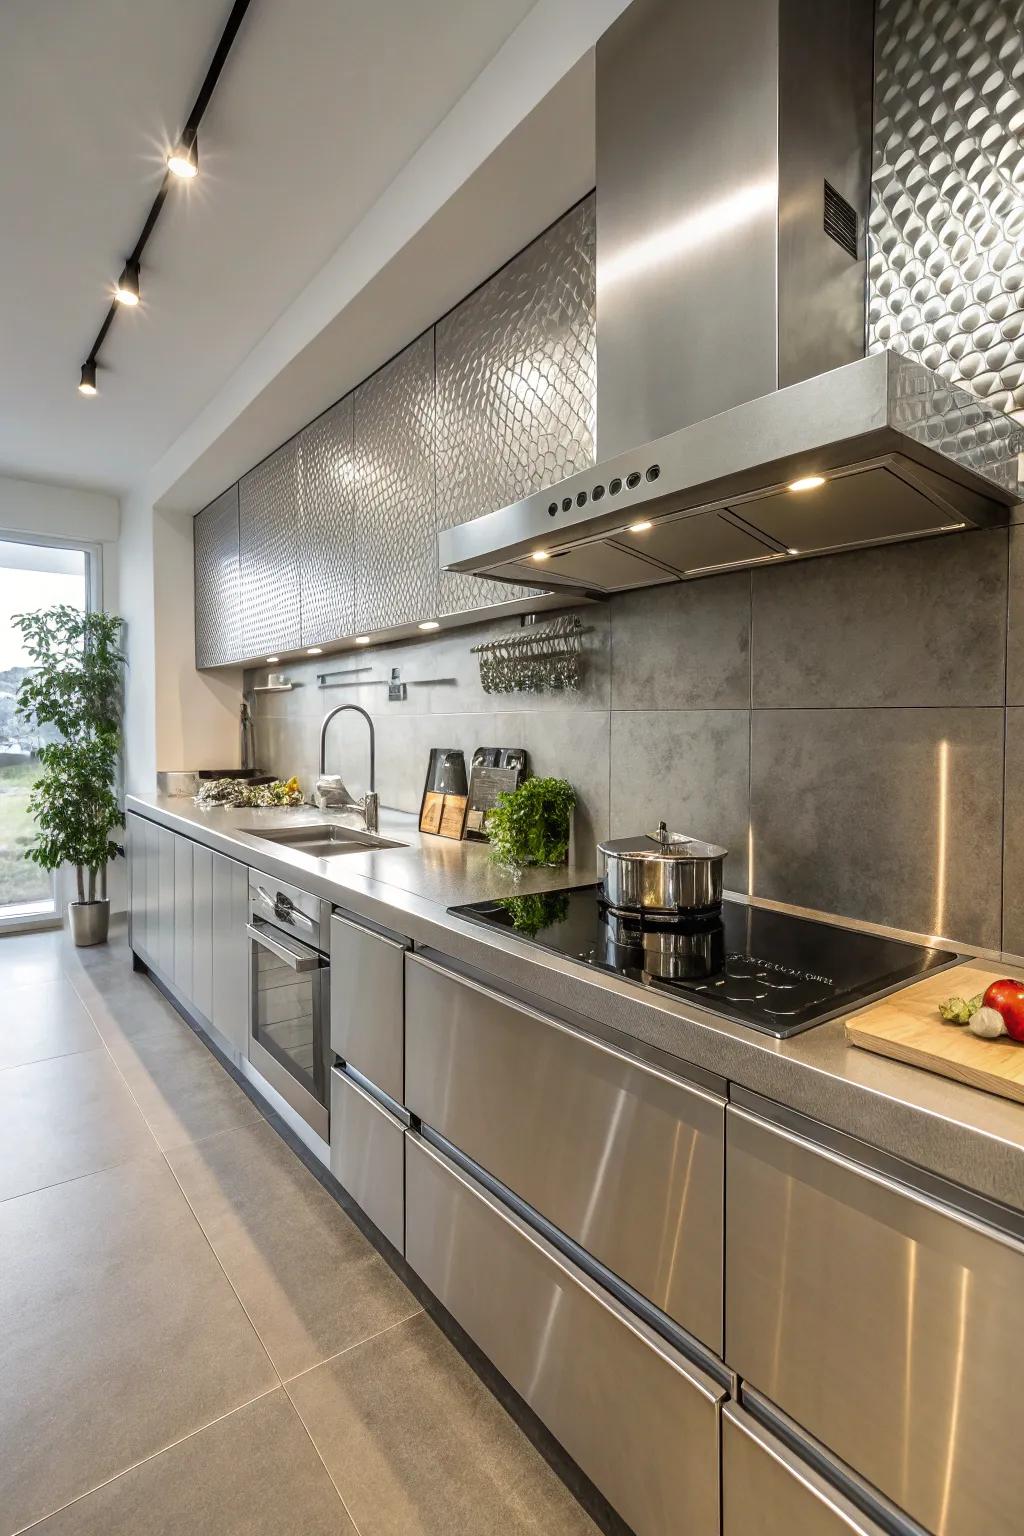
[968, 1006, 1007, 1039]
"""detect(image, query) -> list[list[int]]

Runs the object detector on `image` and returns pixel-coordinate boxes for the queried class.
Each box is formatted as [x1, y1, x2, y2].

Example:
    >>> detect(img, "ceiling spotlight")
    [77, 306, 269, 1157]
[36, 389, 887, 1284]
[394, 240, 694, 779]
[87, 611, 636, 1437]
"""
[78, 361, 97, 396]
[530, 550, 551, 562]
[115, 260, 141, 306]
[418, 620, 440, 631]
[788, 474, 825, 493]
[167, 131, 199, 179]
[628, 520, 653, 533]
[354, 635, 371, 645]
[306, 646, 323, 655]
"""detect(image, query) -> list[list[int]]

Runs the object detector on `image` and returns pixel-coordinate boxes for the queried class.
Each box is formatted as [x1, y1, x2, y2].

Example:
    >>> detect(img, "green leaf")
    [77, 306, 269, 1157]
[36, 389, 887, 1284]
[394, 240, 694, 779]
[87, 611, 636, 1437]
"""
[486, 777, 575, 869]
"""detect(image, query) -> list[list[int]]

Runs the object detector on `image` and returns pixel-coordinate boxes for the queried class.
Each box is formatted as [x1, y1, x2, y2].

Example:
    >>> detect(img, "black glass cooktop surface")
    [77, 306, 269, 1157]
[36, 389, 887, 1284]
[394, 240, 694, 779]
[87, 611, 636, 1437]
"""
[450, 887, 958, 1037]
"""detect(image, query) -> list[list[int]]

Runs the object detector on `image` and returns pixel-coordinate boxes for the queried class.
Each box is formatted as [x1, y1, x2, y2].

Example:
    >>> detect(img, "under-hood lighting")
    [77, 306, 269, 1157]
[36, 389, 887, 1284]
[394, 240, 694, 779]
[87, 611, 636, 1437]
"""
[788, 474, 826, 492]
[530, 550, 551, 562]
[628, 520, 653, 533]
[601, 178, 777, 288]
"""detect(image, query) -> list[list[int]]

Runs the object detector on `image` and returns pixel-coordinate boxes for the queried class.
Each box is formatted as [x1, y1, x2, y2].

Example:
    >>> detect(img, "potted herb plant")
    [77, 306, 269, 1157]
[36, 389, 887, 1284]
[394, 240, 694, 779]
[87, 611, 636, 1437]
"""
[14, 605, 126, 946]
[486, 776, 576, 871]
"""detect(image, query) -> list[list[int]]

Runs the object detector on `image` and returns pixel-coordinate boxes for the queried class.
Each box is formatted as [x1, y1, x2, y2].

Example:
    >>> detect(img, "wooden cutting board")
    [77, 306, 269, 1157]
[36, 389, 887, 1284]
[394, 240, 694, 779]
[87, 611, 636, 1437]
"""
[846, 963, 1024, 1105]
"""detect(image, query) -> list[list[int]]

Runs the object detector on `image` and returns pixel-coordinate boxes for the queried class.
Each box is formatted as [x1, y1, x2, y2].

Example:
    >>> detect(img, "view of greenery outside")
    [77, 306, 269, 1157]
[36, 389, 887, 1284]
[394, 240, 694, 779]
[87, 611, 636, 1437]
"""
[0, 761, 47, 907]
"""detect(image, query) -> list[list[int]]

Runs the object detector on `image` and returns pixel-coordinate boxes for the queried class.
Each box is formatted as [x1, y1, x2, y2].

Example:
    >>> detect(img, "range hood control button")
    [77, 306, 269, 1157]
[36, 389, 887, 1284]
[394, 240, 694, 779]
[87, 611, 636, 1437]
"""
[609, 477, 623, 495]
[626, 471, 642, 489]
[646, 464, 661, 481]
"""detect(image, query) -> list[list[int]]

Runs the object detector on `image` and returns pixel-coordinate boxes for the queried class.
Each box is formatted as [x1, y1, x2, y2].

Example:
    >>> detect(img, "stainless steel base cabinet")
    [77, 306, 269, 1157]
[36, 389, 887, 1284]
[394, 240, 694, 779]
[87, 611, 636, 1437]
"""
[329, 1068, 405, 1252]
[211, 851, 249, 1053]
[329, 912, 407, 1103]
[405, 953, 724, 1350]
[726, 1103, 1024, 1536]
[722, 1407, 887, 1536]
[405, 1133, 723, 1536]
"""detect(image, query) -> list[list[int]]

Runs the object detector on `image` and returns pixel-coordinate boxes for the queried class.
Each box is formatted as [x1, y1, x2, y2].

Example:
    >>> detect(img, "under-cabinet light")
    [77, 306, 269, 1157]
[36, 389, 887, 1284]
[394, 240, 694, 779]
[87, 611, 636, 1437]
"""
[418, 620, 440, 631]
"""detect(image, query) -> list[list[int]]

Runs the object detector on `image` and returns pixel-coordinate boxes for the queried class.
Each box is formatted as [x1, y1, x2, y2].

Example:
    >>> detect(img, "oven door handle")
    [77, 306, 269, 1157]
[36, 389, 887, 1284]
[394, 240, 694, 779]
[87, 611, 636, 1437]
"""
[247, 922, 320, 972]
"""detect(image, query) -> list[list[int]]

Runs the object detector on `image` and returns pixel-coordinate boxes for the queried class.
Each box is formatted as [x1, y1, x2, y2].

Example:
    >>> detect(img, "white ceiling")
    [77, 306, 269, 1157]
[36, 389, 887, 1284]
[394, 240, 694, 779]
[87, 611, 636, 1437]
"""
[0, 0, 540, 494]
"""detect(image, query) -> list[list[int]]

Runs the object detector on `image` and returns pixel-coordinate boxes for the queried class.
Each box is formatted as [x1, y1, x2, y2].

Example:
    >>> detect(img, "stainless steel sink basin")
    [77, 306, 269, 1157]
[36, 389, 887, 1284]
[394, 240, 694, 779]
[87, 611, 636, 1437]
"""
[240, 823, 407, 857]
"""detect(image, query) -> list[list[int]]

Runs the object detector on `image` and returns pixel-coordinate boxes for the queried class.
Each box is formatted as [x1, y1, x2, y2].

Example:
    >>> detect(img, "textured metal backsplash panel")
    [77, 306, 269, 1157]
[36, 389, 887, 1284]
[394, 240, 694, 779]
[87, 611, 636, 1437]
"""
[239, 438, 301, 657]
[869, 0, 1024, 416]
[193, 484, 241, 669]
[436, 195, 597, 615]
[299, 394, 355, 646]
[353, 331, 437, 630]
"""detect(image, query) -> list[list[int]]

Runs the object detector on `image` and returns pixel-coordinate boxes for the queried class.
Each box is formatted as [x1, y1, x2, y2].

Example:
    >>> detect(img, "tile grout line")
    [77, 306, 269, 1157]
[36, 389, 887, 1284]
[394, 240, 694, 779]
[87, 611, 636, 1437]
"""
[282, 1308, 424, 1389]
[9, 1384, 284, 1536]
[283, 1381, 365, 1536]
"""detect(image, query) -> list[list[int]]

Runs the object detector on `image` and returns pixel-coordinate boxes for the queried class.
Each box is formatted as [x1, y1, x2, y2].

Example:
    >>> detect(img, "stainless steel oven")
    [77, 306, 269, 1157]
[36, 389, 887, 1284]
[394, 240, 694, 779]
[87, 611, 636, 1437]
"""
[247, 872, 332, 1141]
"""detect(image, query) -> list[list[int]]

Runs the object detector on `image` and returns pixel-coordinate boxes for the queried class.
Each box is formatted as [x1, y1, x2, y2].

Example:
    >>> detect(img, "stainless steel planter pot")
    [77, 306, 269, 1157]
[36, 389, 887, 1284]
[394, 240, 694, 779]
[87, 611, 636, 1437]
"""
[598, 823, 727, 914]
[68, 899, 110, 947]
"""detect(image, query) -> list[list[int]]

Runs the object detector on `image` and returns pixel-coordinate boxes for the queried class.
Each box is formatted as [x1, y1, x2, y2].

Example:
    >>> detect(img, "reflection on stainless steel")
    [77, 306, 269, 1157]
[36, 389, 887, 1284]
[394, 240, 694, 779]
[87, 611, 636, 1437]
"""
[329, 1067, 406, 1253]
[726, 1105, 1024, 1536]
[404, 953, 725, 1348]
[315, 703, 379, 832]
[329, 911, 407, 1103]
[598, 822, 727, 914]
[405, 1133, 724, 1536]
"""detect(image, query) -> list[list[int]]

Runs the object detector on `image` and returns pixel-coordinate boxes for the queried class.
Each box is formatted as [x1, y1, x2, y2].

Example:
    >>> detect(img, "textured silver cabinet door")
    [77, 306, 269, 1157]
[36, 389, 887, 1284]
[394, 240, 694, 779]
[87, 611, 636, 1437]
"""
[172, 835, 193, 1002]
[156, 827, 175, 979]
[329, 912, 406, 1102]
[406, 1134, 723, 1536]
[211, 850, 249, 1054]
[193, 484, 242, 669]
[726, 1105, 1024, 1536]
[240, 438, 301, 657]
[405, 954, 724, 1350]
[330, 1069, 405, 1252]
[435, 196, 596, 616]
[723, 1407, 887, 1536]
[353, 332, 436, 631]
[298, 394, 355, 646]
[192, 843, 214, 1023]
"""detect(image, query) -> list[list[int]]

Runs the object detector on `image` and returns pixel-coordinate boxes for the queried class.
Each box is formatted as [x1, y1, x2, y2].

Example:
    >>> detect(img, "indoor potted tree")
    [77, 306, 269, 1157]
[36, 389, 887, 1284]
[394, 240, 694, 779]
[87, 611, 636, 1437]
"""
[13, 604, 125, 946]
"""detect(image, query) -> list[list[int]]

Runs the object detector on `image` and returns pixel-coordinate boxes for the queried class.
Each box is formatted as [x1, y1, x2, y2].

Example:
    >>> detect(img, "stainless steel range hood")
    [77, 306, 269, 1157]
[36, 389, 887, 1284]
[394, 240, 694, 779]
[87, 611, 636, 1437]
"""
[439, 0, 1022, 596]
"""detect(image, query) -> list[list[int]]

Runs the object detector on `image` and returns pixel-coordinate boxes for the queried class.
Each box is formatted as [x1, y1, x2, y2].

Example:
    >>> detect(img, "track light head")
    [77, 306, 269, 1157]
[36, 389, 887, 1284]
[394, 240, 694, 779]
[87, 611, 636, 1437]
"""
[115, 260, 141, 306]
[167, 130, 199, 179]
[78, 361, 97, 396]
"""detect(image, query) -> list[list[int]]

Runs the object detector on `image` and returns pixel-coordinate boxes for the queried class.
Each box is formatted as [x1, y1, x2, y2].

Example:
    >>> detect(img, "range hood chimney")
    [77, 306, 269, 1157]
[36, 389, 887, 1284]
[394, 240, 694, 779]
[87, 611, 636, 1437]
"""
[439, 0, 1022, 596]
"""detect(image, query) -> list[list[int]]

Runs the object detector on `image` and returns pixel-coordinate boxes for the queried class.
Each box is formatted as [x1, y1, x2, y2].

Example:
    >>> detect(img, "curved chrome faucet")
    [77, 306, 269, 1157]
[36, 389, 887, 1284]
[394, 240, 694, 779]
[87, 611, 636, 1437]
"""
[315, 704, 378, 831]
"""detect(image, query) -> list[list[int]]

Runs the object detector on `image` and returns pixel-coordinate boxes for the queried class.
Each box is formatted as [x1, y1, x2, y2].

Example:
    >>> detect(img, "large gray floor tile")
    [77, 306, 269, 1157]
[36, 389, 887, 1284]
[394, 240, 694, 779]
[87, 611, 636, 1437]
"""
[610, 572, 750, 710]
[27, 1389, 355, 1536]
[1004, 709, 1024, 956]
[0, 929, 66, 989]
[0, 977, 99, 1069]
[751, 529, 1007, 708]
[609, 709, 750, 890]
[70, 964, 194, 1051]
[0, 1047, 155, 1202]
[750, 707, 1004, 946]
[1009, 526, 1023, 707]
[0, 1157, 277, 1535]
[288, 1311, 597, 1536]
[167, 1120, 420, 1380]
[107, 1023, 263, 1150]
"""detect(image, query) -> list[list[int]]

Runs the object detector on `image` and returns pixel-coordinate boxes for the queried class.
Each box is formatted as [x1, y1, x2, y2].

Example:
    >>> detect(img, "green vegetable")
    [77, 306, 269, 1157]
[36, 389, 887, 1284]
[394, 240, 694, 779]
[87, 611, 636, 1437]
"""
[486, 777, 575, 870]
[938, 993, 984, 1025]
[501, 891, 571, 938]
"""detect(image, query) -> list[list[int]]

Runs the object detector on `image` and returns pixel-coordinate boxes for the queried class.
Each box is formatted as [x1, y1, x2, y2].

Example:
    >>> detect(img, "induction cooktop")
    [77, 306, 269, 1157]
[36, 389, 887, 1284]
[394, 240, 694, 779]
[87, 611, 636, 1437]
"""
[450, 886, 958, 1038]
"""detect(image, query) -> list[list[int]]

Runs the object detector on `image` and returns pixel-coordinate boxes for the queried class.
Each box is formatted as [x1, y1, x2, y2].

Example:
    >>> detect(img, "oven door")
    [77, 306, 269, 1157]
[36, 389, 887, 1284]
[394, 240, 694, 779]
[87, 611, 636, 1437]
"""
[247, 917, 330, 1140]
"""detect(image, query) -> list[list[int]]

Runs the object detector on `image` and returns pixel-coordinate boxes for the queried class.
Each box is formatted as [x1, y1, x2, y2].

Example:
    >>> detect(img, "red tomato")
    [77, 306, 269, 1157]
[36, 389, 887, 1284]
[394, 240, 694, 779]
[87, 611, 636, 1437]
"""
[982, 979, 1024, 1042]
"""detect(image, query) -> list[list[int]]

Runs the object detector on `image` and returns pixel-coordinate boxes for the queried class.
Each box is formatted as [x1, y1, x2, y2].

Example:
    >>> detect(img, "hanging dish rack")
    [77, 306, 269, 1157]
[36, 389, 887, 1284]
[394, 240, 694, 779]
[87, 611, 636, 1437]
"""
[471, 614, 589, 694]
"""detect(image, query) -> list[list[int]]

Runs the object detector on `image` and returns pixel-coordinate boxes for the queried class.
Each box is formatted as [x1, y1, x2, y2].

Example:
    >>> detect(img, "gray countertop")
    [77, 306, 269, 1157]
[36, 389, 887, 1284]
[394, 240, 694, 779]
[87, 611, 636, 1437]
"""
[127, 791, 1024, 1218]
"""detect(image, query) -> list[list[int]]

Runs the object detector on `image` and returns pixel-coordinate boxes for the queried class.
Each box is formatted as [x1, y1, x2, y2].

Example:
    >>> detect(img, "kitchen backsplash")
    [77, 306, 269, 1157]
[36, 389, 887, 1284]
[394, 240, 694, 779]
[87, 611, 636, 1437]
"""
[249, 511, 1023, 957]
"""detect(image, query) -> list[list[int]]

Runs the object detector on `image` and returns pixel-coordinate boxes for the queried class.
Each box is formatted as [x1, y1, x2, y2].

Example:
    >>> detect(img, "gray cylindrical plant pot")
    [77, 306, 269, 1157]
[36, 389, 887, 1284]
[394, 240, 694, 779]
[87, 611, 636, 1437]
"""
[68, 899, 111, 947]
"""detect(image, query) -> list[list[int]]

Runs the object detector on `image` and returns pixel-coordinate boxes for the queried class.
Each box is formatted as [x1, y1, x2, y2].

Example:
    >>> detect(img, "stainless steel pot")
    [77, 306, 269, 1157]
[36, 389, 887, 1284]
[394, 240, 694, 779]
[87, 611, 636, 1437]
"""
[598, 822, 727, 914]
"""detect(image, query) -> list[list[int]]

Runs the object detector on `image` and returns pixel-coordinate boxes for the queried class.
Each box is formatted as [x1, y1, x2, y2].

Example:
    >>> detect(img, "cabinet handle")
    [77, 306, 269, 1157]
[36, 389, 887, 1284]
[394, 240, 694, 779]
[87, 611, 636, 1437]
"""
[247, 922, 319, 971]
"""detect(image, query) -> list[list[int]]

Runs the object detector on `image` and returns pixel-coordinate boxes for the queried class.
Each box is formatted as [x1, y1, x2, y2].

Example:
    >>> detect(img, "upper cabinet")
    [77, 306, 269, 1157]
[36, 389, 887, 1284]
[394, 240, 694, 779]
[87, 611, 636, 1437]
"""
[298, 394, 355, 647]
[193, 484, 242, 668]
[193, 200, 597, 667]
[435, 195, 597, 616]
[353, 332, 437, 632]
[239, 438, 301, 657]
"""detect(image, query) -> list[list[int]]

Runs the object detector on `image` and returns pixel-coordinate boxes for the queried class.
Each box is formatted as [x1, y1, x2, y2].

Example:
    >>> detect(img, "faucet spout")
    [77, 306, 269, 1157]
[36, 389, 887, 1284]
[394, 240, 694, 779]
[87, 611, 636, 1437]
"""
[315, 705, 378, 830]
[318, 704, 375, 789]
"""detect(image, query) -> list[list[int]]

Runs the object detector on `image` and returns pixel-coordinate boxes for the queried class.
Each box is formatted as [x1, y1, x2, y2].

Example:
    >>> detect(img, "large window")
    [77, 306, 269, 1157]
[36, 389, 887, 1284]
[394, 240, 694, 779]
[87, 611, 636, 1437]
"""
[0, 535, 97, 928]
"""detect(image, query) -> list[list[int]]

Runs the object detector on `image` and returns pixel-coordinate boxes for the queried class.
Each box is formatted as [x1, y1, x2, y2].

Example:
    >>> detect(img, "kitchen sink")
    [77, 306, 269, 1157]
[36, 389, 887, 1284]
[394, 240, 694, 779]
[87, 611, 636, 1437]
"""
[240, 823, 407, 857]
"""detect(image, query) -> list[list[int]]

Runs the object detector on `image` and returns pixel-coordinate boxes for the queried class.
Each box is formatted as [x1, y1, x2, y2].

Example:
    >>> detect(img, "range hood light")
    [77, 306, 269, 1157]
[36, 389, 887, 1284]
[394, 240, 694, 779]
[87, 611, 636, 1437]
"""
[788, 475, 826, 492]
[628, 520, 653, 533]
[941, 522, 966, 531]
[530, 550, 551, 562]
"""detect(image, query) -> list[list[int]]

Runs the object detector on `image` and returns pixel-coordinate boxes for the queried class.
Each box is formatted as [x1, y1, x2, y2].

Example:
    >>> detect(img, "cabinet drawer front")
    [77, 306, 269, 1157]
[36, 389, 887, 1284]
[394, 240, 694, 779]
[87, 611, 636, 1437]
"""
[329, 913, 406, 1103]
[405, 954, 724, 1348]
[723, 1408, 886, 1536]
[406, 1134, 722, 1536]
[726, 1107, 1024, 1536]
[329, 1069, 405, 1253]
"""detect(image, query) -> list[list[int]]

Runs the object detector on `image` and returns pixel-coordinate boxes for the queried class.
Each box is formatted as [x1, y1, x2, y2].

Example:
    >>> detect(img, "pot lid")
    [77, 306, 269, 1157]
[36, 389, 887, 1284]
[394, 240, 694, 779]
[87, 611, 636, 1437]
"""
[598, 821, 728, 861]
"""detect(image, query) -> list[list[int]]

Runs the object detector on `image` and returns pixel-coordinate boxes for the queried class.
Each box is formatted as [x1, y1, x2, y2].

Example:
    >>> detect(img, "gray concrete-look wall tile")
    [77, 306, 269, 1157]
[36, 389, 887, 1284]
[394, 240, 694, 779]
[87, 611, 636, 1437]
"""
[751, 707, 1004, 946]
[1011, 502, 1024, 526]
[1009, 526, 1023, 707]
[609, 711, 750, 890]
[610, 574, 750, 710]
[489, 708, 611, 851]
[1004, 709, 1024, 956]
[752, 530, 1008, 708]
